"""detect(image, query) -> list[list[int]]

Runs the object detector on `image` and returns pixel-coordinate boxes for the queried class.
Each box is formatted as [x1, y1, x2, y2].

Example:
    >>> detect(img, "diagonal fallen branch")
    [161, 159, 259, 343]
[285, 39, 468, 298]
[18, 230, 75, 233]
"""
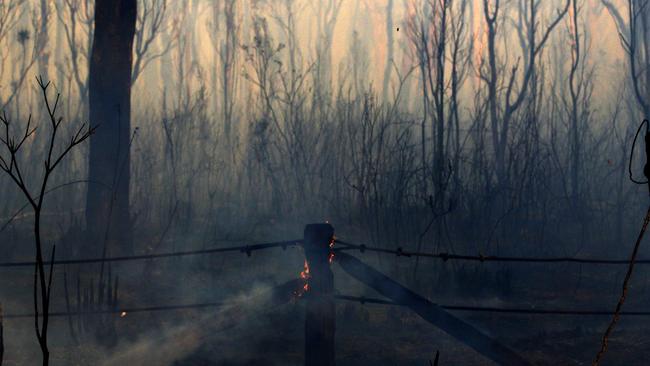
[334, 251, 531, 366]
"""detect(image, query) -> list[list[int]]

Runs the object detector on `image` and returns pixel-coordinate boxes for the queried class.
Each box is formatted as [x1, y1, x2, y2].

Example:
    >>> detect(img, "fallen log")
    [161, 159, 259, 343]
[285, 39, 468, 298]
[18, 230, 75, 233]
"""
[335, 252, 530, 366]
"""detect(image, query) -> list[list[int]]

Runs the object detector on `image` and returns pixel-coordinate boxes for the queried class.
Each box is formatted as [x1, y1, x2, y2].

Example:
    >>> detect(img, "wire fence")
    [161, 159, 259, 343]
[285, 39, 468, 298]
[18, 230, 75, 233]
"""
[2, 236, 649, 322]
[2, 301, 226, 319]
[334, 295, 650, 316]
[0, 239, 302, 268]
[2, 237, 640, 268]
[6, 294, 650, 320]
[334, 239, 649, 265]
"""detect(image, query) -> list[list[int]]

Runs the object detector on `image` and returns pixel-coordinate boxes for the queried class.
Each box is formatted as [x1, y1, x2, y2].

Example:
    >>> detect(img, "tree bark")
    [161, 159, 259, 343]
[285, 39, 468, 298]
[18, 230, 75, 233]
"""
[86, 0, 137, 254]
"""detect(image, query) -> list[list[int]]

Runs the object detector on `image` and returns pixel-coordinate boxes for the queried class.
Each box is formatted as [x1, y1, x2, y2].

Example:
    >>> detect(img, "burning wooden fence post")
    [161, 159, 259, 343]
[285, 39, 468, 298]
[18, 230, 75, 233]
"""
[303, 223, 335, 366]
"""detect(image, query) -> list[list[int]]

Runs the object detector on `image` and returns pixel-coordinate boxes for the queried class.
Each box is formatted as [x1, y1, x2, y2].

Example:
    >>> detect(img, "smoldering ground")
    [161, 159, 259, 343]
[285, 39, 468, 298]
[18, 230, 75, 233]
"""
[98, 281, 303, 366]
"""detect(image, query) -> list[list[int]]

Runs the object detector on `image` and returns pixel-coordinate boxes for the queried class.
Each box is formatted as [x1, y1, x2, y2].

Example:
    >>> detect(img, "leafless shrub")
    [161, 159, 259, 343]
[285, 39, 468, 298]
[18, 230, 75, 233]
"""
[0, 77, 94, 366]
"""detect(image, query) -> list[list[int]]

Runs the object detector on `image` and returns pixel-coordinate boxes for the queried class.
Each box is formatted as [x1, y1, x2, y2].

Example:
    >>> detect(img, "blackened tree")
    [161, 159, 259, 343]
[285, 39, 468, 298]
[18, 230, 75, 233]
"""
[86, 0, 137, 254]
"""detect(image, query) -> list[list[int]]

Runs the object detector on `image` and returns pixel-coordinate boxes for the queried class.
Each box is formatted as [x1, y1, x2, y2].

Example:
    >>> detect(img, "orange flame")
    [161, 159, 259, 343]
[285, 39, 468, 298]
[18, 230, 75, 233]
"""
[300, 259, 310, 280]
[294, 259, 311, 298]
[294, 236, 335, 298]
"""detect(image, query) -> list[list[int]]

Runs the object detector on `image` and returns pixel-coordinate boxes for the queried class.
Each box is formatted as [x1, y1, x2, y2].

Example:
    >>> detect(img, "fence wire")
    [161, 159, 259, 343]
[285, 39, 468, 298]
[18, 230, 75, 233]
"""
[334, 295, 650, 316]
[5, 294, 650, 319]
[335, 239, 650, 265]
[0, 239, 302, 268]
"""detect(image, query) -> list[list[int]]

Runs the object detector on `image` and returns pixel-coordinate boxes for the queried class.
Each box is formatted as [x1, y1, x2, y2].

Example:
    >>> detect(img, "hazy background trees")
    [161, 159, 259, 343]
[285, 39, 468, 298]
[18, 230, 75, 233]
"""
[2, 0, 650, 363]
[0, 0, 644, 338]
[0, 0, 646, 272]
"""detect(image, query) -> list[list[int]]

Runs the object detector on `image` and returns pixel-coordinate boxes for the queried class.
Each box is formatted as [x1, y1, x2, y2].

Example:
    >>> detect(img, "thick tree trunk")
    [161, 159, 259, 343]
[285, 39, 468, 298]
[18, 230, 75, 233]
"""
[86, 0, 137, 254]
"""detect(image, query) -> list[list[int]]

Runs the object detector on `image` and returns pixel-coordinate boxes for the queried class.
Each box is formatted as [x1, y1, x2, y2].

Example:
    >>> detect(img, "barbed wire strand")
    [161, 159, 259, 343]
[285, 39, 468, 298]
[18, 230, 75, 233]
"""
[0, 239, 302, 268]
[7, 295, 650, 319]
[334, 295, 650, 316]
[335, 240, 650, 265]
[3, 301, 225, 319]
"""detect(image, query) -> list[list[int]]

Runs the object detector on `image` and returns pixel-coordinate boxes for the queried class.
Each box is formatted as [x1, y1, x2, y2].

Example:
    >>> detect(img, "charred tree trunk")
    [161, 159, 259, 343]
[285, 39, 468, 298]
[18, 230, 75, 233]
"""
[86, 0, 137, 254]
[303, 224, 335, 366]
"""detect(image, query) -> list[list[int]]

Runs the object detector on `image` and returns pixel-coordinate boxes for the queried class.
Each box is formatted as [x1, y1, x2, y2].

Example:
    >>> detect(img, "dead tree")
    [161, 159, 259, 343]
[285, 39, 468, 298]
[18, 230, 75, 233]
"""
[0, 1, 43, 112]
[0, 1, 22, 49]
[0, 0, 23, 108]
[55, 0, 94, 117]
[447, 0, 472, 192]
[208, 0, 240, 144]
[242, 9, 322, 211]
[602, 0, 650, 118]
[37, 0, 49, 80]
[479, 0, 569, 187]
[405, 0, 472, 265]
[170, 2, 195, 110]
[565, 0, 594, 203]
[0, 77, 94, 366]
[131, 0, 171, 85]
[313, 0, 343, 101]
[406, 0, 452, 206]
[382, 0, 395, 102]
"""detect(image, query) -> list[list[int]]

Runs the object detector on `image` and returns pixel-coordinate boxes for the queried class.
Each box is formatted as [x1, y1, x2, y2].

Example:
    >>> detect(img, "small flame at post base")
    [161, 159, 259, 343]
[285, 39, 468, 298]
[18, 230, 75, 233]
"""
[293, 233, 335, 299]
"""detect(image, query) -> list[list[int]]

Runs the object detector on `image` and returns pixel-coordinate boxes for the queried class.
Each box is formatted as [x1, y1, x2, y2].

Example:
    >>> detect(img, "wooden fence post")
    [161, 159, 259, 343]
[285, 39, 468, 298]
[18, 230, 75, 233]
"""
[303, 223, 335, 366]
